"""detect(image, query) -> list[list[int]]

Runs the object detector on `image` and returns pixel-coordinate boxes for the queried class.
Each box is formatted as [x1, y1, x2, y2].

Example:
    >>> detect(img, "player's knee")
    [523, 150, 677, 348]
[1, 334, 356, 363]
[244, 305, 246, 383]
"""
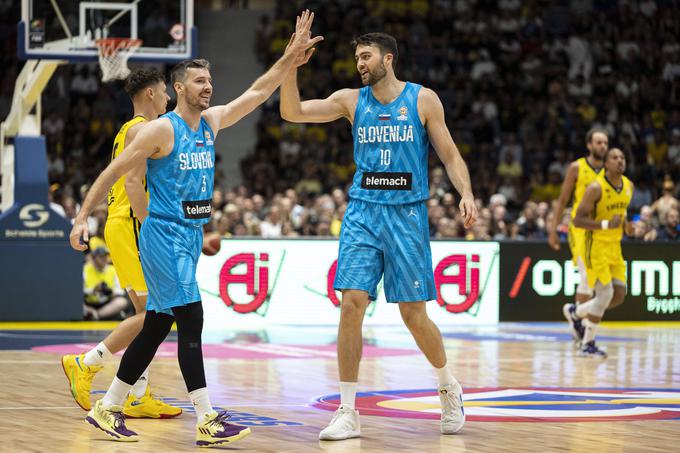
[172, 302, 204, 339]
[340, 292, 369, 317]
[590, 283, 614, 317]
[130, 293, 147, 314]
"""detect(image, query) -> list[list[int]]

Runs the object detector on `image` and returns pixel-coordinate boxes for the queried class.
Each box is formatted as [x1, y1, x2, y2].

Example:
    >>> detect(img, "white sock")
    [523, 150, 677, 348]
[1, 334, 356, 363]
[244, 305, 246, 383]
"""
[189, 388, 212, 420]
[575, 298, 596, 319]
[583, 319, 598, 344]
[131, 367, 149, 399]
[102, 377, 133, 408]
[83, 342, 112, 367]
[339, 381, 357, 410]
[435, 364, 455, 387]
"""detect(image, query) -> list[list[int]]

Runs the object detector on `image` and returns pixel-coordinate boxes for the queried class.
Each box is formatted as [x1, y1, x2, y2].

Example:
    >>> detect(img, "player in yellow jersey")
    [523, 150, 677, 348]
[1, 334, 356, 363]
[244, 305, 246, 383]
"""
[548, 128, 608, 344]
[568, 148, 634, 358]
[62, 69, 180, 418]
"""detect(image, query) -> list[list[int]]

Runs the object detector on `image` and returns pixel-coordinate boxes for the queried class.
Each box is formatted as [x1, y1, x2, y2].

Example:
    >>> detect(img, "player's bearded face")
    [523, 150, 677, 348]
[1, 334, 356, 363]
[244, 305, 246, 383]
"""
[365, 60, 387, 86]
[588, 132, 609, 160]
[183, 69, 213, 110]
[356, 45, 388, 86]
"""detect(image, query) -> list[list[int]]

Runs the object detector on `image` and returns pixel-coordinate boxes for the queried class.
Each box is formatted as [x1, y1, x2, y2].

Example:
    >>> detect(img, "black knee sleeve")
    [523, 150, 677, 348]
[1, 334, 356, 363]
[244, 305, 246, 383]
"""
[172, 302, 206, 392]
[116, 310, 174, 385]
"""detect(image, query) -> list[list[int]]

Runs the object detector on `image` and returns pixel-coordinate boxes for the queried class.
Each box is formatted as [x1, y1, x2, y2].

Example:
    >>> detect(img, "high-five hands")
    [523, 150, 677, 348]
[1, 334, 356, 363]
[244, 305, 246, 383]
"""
[285, 9, 324, 67]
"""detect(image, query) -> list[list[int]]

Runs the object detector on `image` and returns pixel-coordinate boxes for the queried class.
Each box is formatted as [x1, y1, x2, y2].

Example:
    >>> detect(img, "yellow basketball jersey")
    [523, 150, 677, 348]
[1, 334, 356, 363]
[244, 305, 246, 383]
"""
[107, 116, 147, 219]
[591, 173, 633, 242]
[571, 156, 602, 220]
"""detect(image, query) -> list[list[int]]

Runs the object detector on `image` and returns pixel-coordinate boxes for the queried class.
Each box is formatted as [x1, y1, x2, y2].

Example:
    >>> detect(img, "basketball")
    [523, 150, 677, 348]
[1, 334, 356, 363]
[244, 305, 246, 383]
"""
[202, 232, 221, 256]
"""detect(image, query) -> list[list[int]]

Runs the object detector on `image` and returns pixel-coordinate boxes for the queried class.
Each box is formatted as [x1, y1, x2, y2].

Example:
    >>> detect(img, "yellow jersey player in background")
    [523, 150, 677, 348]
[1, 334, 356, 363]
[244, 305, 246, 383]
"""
[62, 69, 181, 418]
[567, 148, 634, 358]
[548, 128, 608, 345]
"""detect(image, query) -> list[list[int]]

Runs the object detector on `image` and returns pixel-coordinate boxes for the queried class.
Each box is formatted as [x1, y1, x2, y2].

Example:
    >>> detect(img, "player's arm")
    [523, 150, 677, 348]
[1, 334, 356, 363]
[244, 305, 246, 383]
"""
[69, 120, 173, 251]
[122, 123, 149, 223]
[202, 10, 323, 132]
[280, 69, 356, 123]
[420, 87, 477, 228]
[548, 161, 579, 250]
[573, 182, 610, 230]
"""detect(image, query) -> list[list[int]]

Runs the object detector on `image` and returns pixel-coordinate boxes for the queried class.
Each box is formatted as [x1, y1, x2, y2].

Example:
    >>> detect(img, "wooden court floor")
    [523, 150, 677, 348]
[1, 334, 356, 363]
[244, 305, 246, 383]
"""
[0, 321, 678, 452]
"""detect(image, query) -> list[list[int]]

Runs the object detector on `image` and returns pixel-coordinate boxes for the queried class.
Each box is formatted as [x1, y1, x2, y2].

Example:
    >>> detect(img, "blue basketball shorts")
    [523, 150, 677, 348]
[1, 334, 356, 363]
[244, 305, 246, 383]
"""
[334, 198, 436, 303]
[139, 216, 203, 315]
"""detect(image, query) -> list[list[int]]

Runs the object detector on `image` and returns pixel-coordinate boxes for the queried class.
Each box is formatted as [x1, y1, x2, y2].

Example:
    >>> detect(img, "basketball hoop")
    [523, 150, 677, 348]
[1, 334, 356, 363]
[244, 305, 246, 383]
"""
[95, 38, 143, 82]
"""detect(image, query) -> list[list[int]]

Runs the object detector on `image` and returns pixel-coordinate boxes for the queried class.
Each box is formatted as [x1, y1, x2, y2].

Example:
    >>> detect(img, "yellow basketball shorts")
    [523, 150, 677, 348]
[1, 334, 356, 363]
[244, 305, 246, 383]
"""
[585, 237, 626, 288]
[104, 216, 148, 294]
[568, 223, 586, 265]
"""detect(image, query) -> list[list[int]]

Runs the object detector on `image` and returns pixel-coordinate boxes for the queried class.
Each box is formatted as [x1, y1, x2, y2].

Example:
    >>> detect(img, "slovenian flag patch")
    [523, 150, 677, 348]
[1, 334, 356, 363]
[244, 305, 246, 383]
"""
[378, 113, 391, 121]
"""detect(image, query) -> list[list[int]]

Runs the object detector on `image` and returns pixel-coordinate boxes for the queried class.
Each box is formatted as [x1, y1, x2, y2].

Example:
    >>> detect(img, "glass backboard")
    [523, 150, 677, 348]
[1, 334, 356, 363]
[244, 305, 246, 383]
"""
[19, 0, 196, 62]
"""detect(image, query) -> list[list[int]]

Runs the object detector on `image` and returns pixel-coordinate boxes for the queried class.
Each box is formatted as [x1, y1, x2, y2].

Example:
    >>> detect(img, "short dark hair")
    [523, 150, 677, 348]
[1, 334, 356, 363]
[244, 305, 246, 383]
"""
[170, 59, 211, 89]
[124, 68, 165, 99]
[604, 147, 626, 162]
[351, 33, 398, 69]
[586, 127, 609, 144]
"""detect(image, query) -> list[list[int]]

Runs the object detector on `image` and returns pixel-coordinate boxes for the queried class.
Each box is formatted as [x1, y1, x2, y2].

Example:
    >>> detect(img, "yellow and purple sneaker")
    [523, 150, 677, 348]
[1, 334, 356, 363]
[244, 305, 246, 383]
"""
[196, 411, 251, 447]
[61, 353, 102, 411]
[86, 399, 138, 442]
[123, 386, 182, 419]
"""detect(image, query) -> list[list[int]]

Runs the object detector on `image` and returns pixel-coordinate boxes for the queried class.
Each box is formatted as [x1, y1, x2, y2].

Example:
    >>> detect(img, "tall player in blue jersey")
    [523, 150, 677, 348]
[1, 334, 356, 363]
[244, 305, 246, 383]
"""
[281, 32, 477, 440]
[69, 10, 322, 446]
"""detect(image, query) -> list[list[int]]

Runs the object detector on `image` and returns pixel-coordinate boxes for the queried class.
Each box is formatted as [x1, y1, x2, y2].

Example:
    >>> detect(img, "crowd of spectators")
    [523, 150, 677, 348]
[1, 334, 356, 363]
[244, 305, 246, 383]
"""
[1, 0, 679, 243]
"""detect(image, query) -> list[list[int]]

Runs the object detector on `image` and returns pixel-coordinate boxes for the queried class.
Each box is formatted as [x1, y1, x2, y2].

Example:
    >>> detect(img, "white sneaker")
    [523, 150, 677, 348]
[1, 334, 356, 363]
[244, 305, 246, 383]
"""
[319, 405, 361, 441]
[439, 381, 465, 434]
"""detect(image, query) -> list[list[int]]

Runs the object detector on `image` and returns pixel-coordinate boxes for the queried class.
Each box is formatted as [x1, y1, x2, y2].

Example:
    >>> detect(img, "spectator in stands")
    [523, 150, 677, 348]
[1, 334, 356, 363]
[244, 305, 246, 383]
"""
[83, 247, 129, 320]
[645, 208, 680, 242]
[18, 0, 679, 240]
[652, 179, 679, 225]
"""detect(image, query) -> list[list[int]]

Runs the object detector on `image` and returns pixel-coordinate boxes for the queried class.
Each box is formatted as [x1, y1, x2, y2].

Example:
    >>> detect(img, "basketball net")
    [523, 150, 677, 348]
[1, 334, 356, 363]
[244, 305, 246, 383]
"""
[95, 38, 143, 82]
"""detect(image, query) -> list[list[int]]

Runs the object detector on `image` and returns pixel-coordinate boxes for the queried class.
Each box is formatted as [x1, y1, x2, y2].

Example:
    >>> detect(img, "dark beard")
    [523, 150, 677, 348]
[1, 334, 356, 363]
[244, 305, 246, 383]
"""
[187, 93, 210, 111]
[366, 63, 387, 86]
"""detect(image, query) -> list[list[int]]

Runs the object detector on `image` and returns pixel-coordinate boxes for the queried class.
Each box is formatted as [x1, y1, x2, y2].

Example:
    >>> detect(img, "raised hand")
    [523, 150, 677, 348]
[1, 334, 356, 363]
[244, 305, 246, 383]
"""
[284, 10, 323, 66]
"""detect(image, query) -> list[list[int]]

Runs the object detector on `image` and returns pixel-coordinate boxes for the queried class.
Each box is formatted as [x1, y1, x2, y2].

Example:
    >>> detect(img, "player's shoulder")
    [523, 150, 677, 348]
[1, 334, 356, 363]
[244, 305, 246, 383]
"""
[416, 86, 444, 114]
[587, 178, 604, 193]
[144, 116, 173, 133]
[416, 85, 439, 101]
[570, 157, 584, 167]
[566, 159, 582, 175]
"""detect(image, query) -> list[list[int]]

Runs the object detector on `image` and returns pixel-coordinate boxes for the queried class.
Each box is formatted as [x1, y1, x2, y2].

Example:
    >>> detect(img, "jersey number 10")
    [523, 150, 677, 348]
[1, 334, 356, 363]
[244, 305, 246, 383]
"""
[380, 148, 391, 166]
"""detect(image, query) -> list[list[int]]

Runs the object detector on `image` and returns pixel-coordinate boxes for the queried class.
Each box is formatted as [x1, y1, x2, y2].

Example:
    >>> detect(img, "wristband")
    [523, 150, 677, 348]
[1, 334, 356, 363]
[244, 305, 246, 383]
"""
[601, 220, 609, 230]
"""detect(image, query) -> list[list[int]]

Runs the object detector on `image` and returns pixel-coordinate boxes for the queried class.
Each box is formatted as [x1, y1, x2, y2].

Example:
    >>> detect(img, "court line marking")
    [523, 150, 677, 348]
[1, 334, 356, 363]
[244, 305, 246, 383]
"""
[1, 321, 679, 331]
[1, 351, 679, 365]
[0, 403, 311, 411]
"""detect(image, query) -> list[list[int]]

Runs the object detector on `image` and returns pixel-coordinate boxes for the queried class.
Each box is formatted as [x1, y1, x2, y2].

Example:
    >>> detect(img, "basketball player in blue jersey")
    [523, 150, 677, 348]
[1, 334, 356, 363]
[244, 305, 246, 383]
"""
[69, 10, 322, 446]
[281, 32, 477, 440]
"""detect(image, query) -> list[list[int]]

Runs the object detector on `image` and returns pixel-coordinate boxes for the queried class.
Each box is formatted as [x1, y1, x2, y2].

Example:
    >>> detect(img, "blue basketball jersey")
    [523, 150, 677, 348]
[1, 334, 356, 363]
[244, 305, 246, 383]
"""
[349, 82, 430, 205]
[147, 111, 216, 226]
